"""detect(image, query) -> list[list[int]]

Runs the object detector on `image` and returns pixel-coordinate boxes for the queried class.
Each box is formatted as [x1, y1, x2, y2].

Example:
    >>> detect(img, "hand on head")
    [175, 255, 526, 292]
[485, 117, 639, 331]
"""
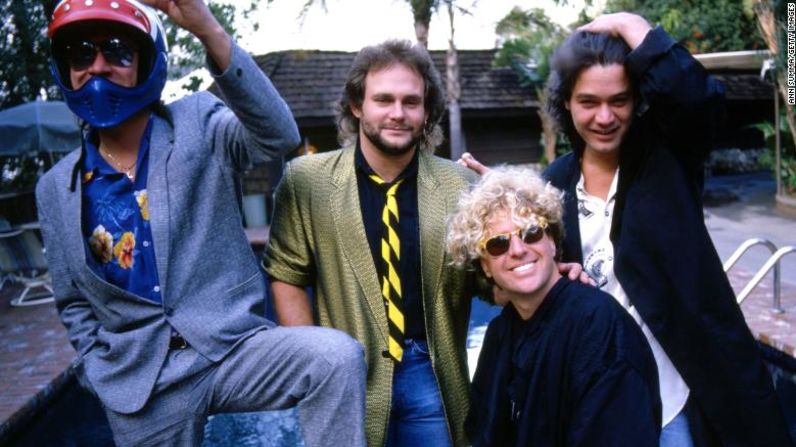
[578, 12, 652, 50]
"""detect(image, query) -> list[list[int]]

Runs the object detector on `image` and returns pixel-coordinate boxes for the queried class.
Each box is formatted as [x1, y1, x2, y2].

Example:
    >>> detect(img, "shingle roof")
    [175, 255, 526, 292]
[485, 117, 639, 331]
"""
[251, 49, 538, 120]
[713, 73, 774, 101]
[219, 49, 769, 120]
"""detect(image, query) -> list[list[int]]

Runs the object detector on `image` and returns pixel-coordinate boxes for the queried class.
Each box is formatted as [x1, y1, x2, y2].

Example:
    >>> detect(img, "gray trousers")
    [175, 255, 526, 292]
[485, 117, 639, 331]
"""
[102, 326, 366, 447]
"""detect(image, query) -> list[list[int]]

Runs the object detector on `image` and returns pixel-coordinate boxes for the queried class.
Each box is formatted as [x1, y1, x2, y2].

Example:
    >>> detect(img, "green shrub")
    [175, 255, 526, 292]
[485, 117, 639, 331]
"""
[750, 114, 796, 194]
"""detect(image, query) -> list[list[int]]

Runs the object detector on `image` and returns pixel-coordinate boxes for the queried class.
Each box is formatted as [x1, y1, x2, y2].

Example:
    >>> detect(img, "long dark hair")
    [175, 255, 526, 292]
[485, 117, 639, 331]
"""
[545, 31, 632, 154]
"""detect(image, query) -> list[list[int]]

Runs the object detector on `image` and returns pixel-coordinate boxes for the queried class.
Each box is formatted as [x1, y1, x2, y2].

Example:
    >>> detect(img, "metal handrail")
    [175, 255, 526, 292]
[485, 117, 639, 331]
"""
[736, 246, 796, 313]
[723, 238, 778, 272]
[723, 238, 781, 313]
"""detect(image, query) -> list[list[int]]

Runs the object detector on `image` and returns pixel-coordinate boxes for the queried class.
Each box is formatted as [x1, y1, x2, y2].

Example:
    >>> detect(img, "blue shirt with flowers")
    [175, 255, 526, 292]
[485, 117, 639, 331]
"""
[81, 118, 162, 303]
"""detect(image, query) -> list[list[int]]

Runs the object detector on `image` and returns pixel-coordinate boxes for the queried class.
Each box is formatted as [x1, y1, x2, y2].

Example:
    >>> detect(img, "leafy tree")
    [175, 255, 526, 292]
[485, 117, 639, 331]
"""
[494, 7, 568, 85]
[750, 110, 796, 193]
[494, 7, 569, 163]
[409, 0, 440, 48]
[166, 1, 262, 80]
[605, 0, 763, 53]
[0, 0, 58, 109]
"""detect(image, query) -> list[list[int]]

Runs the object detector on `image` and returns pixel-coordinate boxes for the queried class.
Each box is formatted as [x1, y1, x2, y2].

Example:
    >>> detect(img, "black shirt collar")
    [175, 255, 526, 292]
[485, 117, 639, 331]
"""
[354, 139, 419, 182]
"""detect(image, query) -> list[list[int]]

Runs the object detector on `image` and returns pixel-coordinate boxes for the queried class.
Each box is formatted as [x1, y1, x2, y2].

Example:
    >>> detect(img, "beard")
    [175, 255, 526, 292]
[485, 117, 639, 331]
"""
[360, 118, 423, 157]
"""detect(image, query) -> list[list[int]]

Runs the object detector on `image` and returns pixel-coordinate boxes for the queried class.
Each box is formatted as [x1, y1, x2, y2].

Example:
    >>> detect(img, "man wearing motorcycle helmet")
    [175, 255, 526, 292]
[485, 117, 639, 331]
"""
[36, 1, 367, 446]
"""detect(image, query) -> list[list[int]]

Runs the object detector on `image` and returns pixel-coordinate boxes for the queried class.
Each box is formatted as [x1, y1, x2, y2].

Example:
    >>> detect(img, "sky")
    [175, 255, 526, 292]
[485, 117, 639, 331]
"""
[238, 0, 591, 54]
[164, 0, 595, 101]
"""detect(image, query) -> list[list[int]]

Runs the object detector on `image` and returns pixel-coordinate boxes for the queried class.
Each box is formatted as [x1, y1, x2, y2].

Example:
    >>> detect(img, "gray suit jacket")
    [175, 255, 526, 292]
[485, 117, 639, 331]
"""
[35, 43, 300, 414]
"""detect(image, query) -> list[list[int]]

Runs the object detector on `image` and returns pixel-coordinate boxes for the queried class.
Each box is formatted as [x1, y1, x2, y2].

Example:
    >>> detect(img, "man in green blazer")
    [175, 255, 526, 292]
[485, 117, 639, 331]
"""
[263, 40, 480, 446]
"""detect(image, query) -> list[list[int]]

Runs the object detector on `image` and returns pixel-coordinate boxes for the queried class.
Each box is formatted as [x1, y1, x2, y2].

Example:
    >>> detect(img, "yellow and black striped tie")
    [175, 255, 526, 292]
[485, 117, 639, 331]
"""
[369, 174, 405, 362]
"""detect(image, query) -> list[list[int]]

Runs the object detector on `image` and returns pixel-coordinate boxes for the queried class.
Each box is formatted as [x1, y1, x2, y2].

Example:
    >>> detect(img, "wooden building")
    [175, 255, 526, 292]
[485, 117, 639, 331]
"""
[207, 48, 775, 208]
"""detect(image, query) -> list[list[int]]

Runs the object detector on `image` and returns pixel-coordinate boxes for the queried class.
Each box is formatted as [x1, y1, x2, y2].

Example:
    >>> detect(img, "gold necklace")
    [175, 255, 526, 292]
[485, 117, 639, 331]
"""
[100, 146, 137, 180]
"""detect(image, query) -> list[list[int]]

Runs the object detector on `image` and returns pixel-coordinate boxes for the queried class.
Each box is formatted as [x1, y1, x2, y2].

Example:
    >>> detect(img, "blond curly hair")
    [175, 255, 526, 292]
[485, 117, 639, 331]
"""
[446, 166, 565, 267]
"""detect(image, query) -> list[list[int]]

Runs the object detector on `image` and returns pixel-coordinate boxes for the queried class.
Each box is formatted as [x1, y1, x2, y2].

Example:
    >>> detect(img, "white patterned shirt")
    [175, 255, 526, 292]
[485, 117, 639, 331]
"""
[576, 170, 689, 426]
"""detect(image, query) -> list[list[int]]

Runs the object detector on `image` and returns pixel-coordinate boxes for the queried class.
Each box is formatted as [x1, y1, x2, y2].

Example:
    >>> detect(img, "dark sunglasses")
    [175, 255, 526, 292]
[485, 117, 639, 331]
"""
[479, 219, 549, 257]
[65, 37, 136, 71]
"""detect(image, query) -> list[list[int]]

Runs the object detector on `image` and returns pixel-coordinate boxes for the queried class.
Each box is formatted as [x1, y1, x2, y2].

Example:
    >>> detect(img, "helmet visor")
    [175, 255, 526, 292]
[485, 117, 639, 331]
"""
[65, 37, 137, 71]
[52, 21, 153, 89]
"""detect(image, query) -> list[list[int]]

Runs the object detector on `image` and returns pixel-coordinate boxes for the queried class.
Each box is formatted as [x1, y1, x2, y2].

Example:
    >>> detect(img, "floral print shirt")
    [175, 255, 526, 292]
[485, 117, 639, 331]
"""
[82, 119, 162, 303]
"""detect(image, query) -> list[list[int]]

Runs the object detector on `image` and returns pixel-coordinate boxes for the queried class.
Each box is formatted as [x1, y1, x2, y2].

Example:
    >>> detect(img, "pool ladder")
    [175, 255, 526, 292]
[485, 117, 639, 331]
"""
[723, 238, 796, 313]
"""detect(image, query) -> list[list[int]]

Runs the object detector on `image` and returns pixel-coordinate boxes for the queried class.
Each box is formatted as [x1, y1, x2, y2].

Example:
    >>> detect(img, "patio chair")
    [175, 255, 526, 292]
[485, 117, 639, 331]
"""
[0, 227, 54, 307]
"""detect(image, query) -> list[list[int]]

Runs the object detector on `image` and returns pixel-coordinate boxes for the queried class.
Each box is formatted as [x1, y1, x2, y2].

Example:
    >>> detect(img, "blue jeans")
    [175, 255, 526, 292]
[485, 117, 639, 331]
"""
[386, 339, 452, 447]
[660, 409, 695, 447]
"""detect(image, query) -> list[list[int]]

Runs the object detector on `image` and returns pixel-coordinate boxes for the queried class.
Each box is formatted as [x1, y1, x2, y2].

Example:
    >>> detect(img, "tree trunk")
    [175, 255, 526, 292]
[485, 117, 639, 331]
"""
[541, 115, 557, 163]
[536, 87, 556, 163]
[447, 49, 465, 159]
[448, 105, 465, 159]
[446, 1, 466, 160]
[414, 21, 430, 48]
[410, 0, 435, 48]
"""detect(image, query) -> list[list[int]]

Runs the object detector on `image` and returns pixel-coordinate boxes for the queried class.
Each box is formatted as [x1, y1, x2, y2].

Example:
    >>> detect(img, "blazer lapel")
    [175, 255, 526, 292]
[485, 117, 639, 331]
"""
[561, 156, 584, 264]
[417, 152, 445, 328]
[63, 158, 89, 273]
[329, 148, 388, 343]
[62, 152, 111, 287]
[146, 117, 173, 297]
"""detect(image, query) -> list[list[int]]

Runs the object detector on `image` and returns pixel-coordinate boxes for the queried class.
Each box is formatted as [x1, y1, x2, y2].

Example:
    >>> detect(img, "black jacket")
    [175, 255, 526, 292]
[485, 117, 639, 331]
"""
[544, 27, 793, 447]
[466, 278, 661, 446]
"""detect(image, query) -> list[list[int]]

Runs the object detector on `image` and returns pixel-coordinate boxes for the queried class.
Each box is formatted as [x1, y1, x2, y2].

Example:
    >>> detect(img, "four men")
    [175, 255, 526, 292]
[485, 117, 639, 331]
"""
[35, 1, 792, 445]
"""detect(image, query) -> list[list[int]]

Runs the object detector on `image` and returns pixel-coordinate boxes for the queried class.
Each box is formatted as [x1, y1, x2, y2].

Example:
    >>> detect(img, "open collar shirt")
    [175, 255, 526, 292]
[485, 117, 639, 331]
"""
[81, 118, 162, 303]
[576, 168, 689, 426]
[355, 143, 425, 340]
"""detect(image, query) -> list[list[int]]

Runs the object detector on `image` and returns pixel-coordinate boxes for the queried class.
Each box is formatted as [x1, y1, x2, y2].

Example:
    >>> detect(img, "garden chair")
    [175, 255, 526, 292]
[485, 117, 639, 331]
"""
[0, 226, 54, 307]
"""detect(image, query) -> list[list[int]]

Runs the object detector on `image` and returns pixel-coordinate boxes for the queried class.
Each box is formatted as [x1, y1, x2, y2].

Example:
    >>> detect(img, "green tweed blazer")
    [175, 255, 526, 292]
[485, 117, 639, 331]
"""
[264, 146, 479, 446]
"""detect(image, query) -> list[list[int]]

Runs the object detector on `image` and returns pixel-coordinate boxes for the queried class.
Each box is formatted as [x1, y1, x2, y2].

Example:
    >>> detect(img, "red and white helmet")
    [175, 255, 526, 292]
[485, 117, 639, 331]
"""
[48, 0, 163, 41]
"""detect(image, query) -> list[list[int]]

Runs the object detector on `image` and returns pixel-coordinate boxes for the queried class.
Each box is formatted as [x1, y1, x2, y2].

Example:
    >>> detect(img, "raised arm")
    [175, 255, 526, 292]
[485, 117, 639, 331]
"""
[142, 0, 231, 70]
[145, 0, 300, 168]
[578, 12, 652, 50]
